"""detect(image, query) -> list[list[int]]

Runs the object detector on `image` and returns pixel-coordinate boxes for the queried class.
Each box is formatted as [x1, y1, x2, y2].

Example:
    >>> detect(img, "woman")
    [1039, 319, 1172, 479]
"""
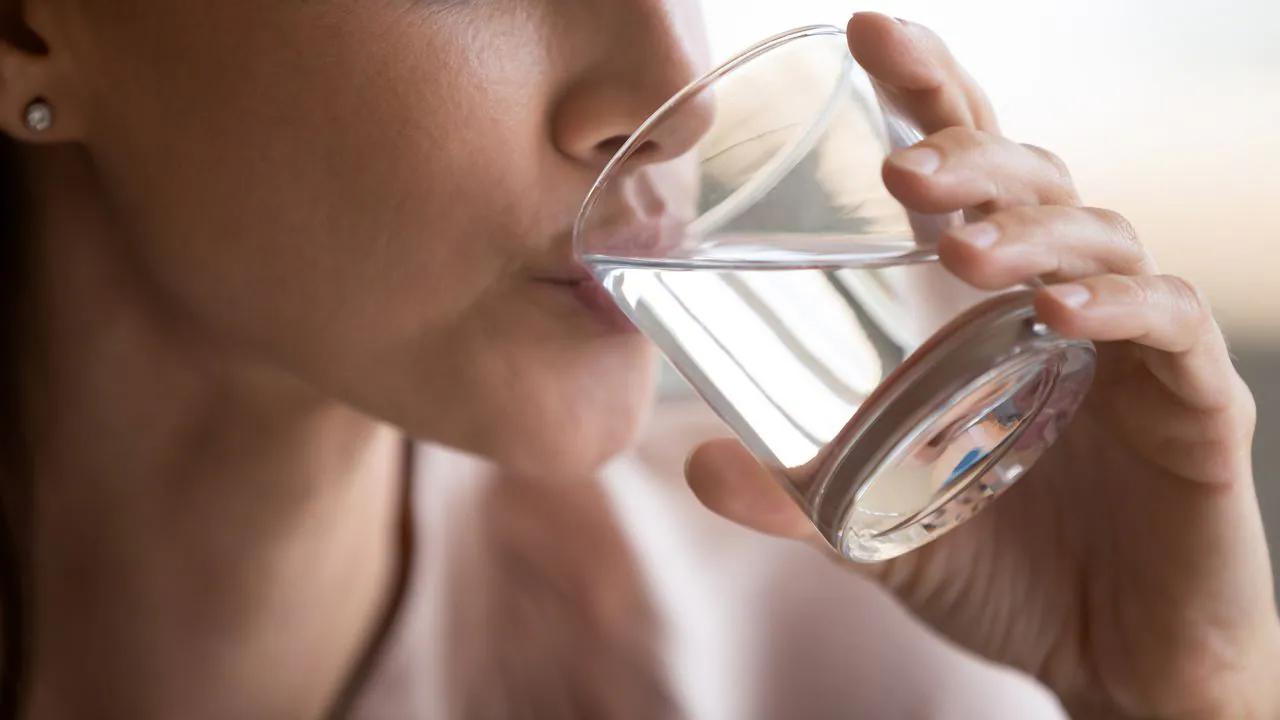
[0, 1, 1274, 717]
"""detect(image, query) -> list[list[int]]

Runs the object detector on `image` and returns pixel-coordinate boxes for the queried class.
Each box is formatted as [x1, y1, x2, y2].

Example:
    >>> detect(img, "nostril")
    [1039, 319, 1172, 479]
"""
[597, 136, 628, 159]
[596, 136, 661, 166]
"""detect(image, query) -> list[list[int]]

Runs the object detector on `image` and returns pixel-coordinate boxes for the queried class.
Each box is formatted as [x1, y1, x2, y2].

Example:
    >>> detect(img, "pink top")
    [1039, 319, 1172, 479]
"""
[345, 399, 1066, 719]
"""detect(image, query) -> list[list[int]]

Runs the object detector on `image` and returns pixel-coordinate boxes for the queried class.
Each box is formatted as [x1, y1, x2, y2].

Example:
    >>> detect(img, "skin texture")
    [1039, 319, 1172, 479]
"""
[687, 14, 1280, 720]
[31, 0, 704, 476]
[2, 0, 706, 716]
[0, 2, 1274, 719]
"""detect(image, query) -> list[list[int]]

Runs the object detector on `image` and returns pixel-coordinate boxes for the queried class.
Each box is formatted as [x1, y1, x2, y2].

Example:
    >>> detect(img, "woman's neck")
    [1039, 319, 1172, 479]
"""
[19, 145, 406, 719]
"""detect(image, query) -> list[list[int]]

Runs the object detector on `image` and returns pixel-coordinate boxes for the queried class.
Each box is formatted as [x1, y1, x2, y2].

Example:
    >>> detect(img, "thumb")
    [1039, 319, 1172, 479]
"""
[684, 438, 820, 542]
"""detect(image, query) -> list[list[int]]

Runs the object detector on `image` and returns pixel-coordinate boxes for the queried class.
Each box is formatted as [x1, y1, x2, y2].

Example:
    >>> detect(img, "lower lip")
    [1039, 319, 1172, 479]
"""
[562, 279, 639, 333]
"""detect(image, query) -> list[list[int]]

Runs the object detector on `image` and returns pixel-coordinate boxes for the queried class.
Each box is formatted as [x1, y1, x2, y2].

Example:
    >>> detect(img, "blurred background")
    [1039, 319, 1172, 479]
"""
[698, 0, 1280, 593]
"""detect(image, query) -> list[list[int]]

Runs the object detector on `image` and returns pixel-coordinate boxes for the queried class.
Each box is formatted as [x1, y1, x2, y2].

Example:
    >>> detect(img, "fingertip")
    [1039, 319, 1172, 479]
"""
[684, 438, 754, 511]
[847, 12, 915, 44]
[881, 158, 951, 214]
[887, 145, 943, 176]
[685, 439, 813, 539]
[937, 229, 1005, 290]
[847, 11, 900, 34]
[1033, 283, 1092, 338]
[685, 437, 750, 480]
[847, 12, 941, 91]
[1044, 282, 1093, 310]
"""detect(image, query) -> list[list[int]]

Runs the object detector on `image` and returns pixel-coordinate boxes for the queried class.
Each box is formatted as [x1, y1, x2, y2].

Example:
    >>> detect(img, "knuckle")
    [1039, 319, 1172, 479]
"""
[1112, 273, 1153, 306]
[1085, 207, 1151, 270]
[989, 205, 1031, 228]
[1160, 274, 1210, 317]
[1235, 378, 1259, 435]
[1156, 274, 1218, 344]
[1240, 387, 1259, 435]
[989, 205, 1050, 234]
[1021, 143, 1070, 176]
[1020, 143, 1077, 195]
[1091, 207, 1141, 247]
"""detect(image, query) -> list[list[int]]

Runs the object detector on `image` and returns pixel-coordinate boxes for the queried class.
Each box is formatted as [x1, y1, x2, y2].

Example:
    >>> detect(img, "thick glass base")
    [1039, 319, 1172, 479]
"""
[806, 291, 1096, 562]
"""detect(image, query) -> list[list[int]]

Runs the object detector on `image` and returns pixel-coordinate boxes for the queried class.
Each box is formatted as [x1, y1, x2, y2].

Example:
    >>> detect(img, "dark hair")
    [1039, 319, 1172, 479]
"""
[0, 131, 32, 717]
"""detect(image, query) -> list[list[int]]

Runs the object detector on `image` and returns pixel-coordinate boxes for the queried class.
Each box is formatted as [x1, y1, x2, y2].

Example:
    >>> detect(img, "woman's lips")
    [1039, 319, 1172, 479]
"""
[535, 271, 638, 334]
[568, 279, 638, 333]
[583, 215, 688, 260]
[533, 213, 685, 334]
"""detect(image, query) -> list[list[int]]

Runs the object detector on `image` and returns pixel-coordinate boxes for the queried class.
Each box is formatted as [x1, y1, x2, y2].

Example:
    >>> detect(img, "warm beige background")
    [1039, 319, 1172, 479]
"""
[703, 0, 1280, 337]
[699, 0, 1280, 593]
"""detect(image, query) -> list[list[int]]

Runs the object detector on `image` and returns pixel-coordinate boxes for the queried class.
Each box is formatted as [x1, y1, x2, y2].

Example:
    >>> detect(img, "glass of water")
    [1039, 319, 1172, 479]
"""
[574, 25, 1096, 562]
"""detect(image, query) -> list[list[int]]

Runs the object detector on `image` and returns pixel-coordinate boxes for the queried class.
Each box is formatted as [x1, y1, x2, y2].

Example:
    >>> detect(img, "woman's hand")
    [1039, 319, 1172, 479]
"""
[684, 13, 1280, 719]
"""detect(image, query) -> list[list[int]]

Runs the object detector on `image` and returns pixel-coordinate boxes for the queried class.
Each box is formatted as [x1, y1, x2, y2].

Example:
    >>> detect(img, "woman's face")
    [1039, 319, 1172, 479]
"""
[55, 0, 711, 475]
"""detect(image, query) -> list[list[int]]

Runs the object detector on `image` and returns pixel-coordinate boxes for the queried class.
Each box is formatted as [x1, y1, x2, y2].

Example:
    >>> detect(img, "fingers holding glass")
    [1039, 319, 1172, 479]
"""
[884, 128, 1081, 214]
[847, 13, 1000, 134]
[938, 206, 1157, 290]
[685, 438, 819, 541]
[1034, 274, 1248, 417]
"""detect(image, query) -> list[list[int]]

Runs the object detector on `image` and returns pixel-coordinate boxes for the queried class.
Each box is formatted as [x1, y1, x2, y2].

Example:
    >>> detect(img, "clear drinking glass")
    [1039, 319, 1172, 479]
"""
[574, 25, 1096, 562]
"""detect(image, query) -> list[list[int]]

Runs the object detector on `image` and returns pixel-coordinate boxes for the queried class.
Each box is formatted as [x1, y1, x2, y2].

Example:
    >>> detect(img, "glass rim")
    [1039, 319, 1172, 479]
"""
[572, 23, 848, 254]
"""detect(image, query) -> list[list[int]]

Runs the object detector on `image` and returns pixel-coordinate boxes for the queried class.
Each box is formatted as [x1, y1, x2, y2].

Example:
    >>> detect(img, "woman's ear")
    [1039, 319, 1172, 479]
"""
[0, 0, 84, 143]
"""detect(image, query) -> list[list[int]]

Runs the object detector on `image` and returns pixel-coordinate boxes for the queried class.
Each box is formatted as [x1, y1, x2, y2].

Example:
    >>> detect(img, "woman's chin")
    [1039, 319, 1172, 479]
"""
[400, 337, 660, 479]
[510, 420, 648, 480]
[483, 396, 656, 480]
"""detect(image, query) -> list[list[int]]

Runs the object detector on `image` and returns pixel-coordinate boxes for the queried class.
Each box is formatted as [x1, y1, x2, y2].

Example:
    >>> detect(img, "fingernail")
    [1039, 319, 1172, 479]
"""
[950, 222, 999, 249]
[894, 17, 912, 26]
[890, 146, 942, 175]
[1046, 283, 1092, 309]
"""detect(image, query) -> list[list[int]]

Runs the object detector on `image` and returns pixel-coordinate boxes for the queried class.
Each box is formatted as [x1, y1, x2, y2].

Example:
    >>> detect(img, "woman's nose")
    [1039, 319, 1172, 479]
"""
[551, 1, 716, 172]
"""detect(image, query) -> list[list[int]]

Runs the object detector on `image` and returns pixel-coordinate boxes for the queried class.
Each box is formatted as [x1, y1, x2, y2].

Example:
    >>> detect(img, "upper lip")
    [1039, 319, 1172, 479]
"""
[532, 214, 680, 285]
[533, 165, 687, 284]
[535, 264, 594, 285]
[530, 233, 595, 284]
[588, 215, 683, 256]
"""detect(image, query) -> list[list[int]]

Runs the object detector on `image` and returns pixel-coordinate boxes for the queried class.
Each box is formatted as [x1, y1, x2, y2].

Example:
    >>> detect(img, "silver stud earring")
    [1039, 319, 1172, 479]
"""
[24, 99, 53, 134]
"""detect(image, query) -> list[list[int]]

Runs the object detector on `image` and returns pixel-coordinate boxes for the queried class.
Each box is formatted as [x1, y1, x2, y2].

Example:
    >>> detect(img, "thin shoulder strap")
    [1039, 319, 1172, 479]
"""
[324, 436, 418, 720]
